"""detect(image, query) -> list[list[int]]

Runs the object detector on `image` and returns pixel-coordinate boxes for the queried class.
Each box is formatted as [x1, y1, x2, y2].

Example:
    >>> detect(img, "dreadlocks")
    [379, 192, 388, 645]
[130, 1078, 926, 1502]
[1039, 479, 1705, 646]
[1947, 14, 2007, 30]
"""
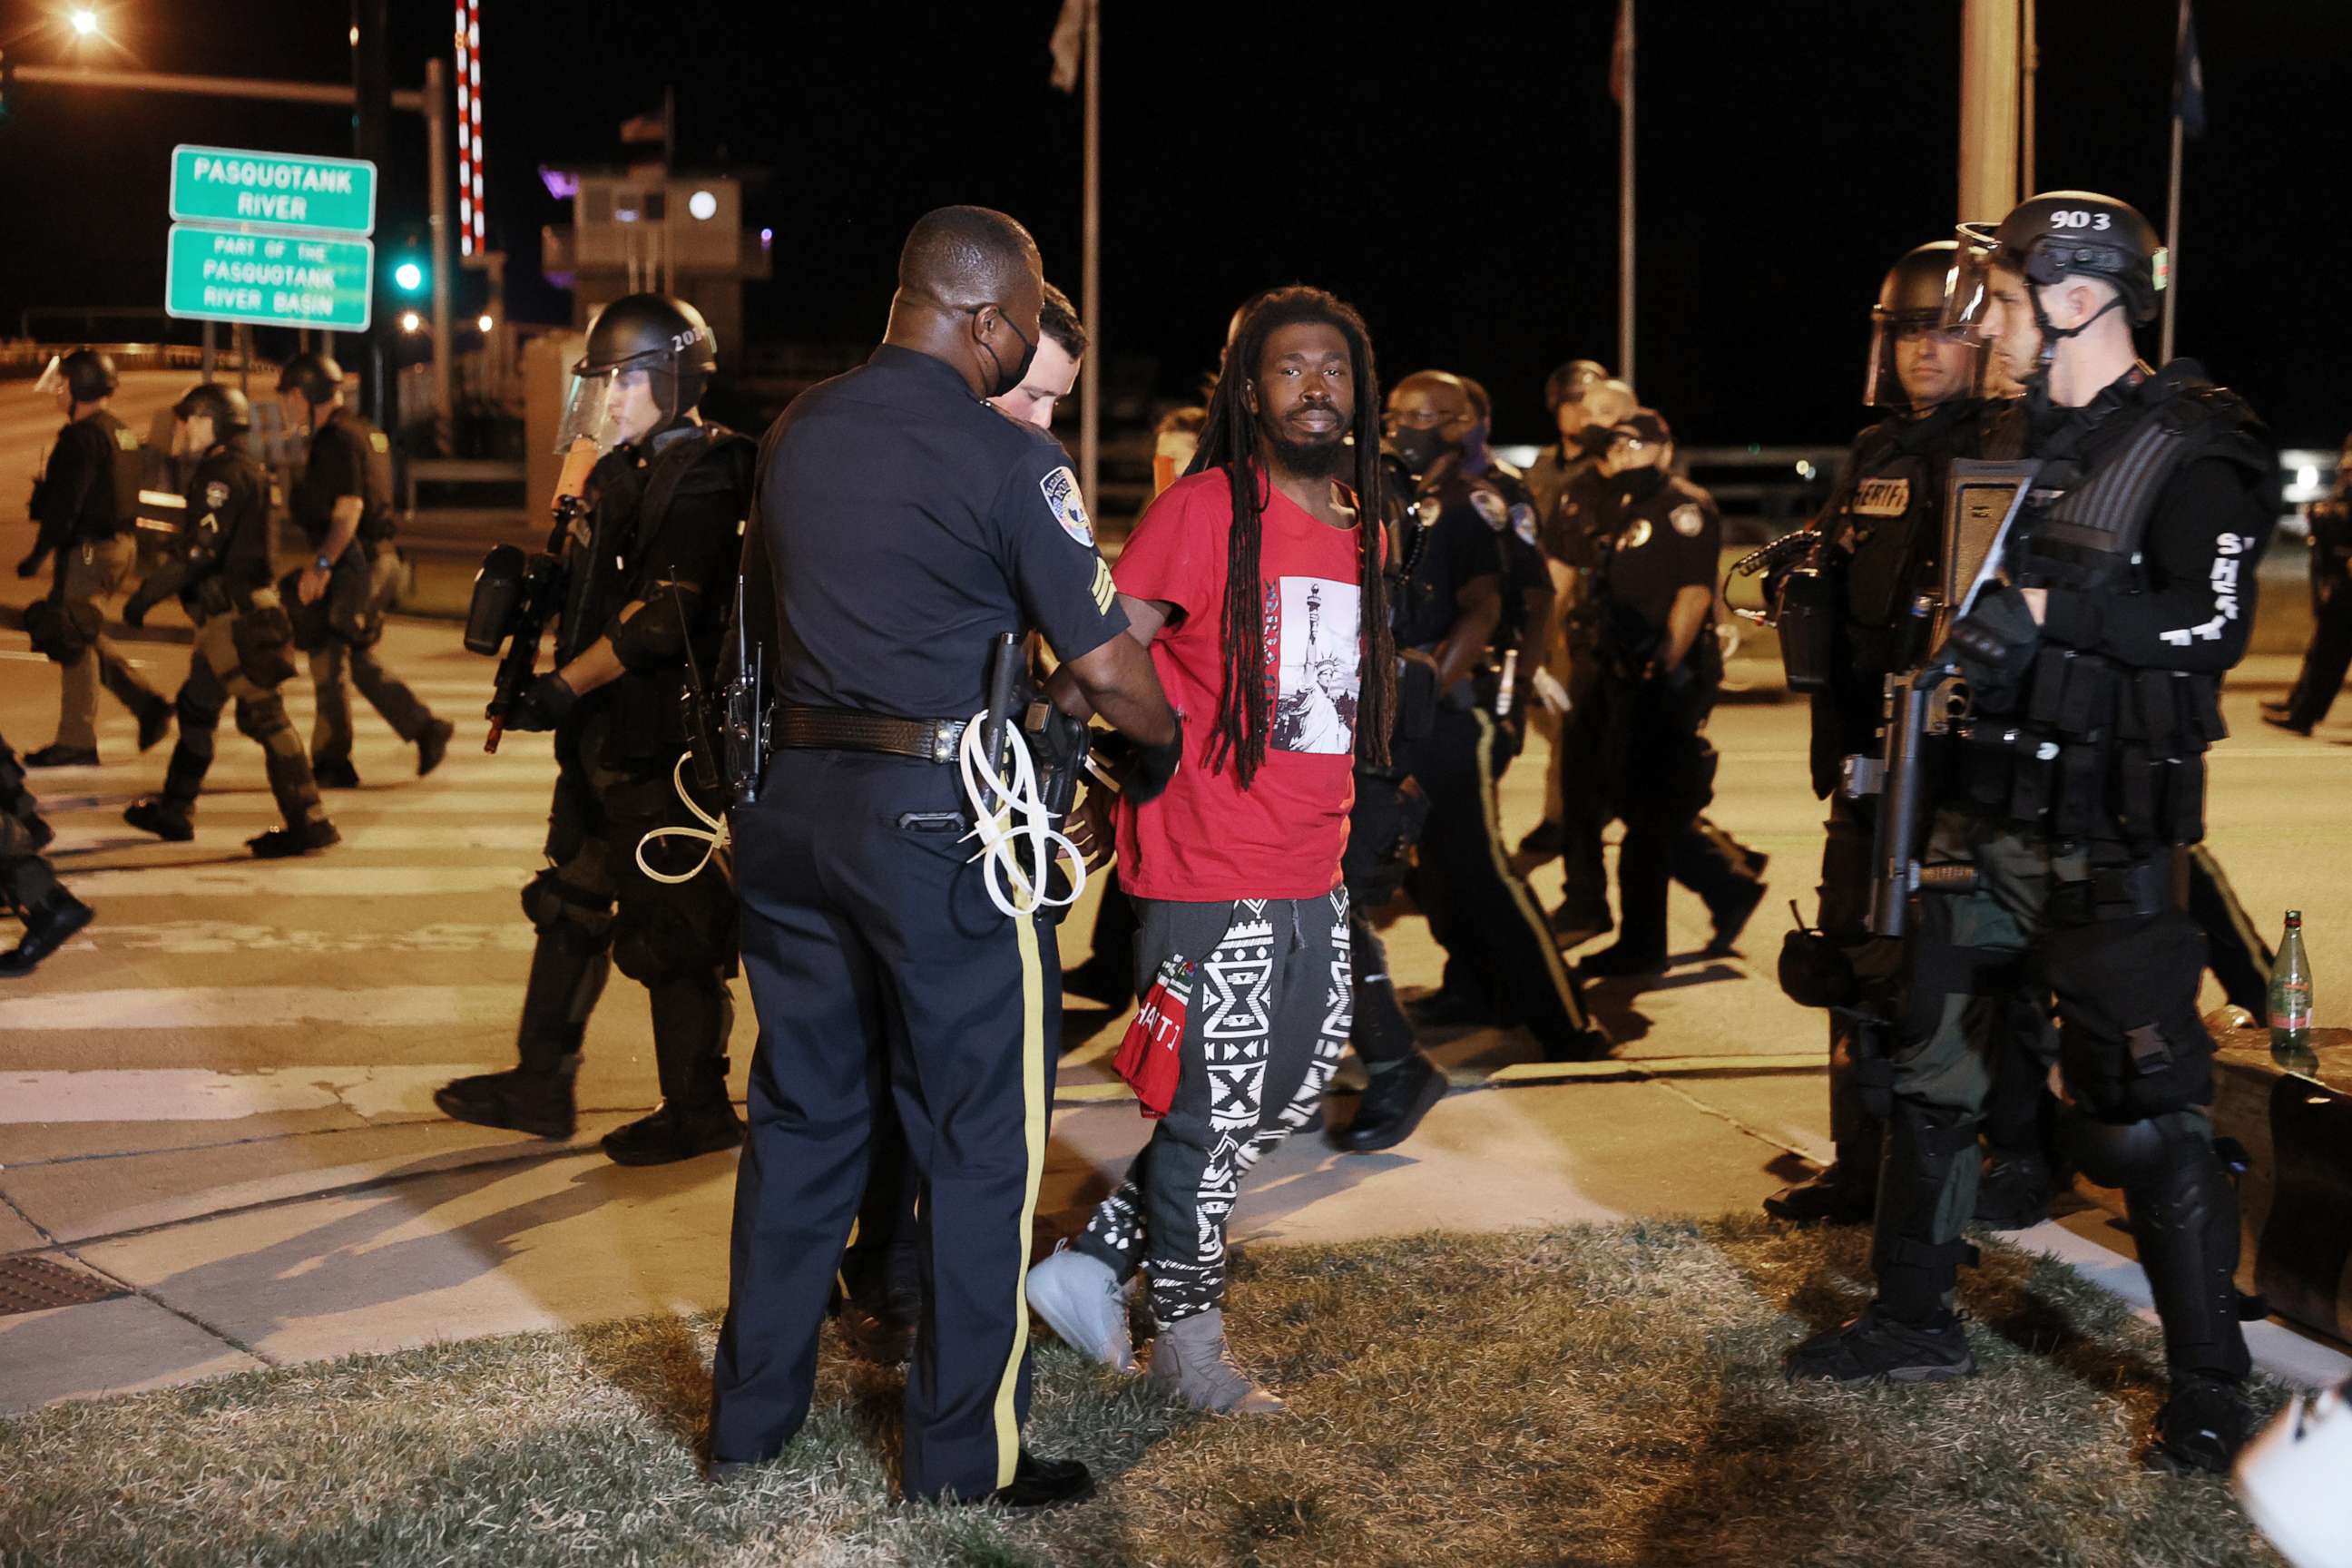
[1188, 285, 1395, 786]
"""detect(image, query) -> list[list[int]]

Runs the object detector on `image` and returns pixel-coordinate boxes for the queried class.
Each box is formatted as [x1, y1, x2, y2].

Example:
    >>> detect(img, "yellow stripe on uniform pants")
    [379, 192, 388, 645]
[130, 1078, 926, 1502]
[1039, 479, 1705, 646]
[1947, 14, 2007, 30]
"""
[1473, 709, 1592, 1031]
[992, 910, 1050, 1489]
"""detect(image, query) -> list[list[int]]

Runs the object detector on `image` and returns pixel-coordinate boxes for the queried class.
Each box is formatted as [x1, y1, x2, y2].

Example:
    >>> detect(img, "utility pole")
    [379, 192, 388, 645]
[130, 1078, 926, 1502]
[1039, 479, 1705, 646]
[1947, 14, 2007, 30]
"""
[1957, 0, 2022, 224]
[425, 56, 454, 437]
[1078, 0, 1101, 525]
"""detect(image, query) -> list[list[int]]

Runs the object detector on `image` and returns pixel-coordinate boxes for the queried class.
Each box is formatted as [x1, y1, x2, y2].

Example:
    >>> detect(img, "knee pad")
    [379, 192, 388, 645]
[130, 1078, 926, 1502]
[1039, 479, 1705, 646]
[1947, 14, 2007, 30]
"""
[175, 684, 222, 733]
[612, 896, 732, 985]
[232, 694, 291, 743]
[2049, 911, 2213, 1121]
[521, 867, 614, 939]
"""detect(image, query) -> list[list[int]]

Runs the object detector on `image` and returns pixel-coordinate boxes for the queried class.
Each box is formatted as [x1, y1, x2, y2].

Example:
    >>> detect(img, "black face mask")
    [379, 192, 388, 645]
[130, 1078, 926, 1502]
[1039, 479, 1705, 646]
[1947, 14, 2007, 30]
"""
[1388, 425, 1451, 477]
[978, 308, 1038, 399]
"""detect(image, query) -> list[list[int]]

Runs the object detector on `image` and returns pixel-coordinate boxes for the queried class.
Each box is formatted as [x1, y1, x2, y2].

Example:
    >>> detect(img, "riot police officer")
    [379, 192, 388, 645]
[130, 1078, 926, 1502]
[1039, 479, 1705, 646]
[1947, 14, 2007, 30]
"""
[706, 207, 1178, 1507]
[1377, 369, 1604, 1057]
[1787, 191, 2278, 1475]
[0, 732, 91, 975]
[121, 386, 338, 858]
[1764, 242, 2054, 1225]
[278, 353, 454, 787]
[18, 348, 171, 767]
[1563, 410, 1754, 976]
[2263, 431, 2352, 733]
[435, 295, 750, 1169]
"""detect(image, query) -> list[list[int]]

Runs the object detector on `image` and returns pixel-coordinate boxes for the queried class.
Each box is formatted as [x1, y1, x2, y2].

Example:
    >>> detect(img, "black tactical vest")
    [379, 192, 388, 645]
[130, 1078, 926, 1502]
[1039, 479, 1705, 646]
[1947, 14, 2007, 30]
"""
[1952, 365, 2270, 849]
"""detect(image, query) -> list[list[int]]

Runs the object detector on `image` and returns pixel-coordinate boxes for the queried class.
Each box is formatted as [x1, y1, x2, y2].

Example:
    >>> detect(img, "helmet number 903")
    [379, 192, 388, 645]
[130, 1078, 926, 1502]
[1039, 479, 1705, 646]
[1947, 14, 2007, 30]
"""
[2048, 210, 2112, 230]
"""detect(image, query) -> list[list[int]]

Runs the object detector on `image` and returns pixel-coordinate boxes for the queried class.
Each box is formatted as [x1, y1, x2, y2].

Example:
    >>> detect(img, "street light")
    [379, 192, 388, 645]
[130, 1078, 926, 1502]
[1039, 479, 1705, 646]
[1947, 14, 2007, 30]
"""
[399, 310, 422, 334]
[476, 314, 495, 334]
[69, 9, 99, 38]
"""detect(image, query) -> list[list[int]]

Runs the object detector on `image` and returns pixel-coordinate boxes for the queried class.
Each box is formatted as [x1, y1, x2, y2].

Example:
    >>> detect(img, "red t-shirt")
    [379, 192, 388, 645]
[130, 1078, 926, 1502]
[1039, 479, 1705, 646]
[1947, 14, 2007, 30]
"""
[1113, 466, 1369, 902]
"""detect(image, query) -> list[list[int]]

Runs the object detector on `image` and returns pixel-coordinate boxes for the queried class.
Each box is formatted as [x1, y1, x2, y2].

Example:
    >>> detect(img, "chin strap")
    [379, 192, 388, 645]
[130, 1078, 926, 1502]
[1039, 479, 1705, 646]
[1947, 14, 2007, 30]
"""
[2027, 288, 2130, 381]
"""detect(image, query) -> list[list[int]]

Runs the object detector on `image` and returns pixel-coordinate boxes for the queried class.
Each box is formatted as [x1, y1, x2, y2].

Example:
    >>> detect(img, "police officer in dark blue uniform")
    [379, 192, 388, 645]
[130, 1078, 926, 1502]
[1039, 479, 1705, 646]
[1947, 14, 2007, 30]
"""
[707, 207, 1180, 1508]
[1369, 369, 1603, 1062]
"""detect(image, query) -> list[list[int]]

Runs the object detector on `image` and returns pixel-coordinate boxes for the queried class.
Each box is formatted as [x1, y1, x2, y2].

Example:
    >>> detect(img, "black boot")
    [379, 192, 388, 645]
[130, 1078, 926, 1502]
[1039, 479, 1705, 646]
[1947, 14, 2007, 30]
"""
[1973, 1149, 2054, 1230]
[249, 819, 340, 858]
[1338, 1053, 1448, 1153]
[602, 1098, 744, 1166]
[24, 744, 98, 768]
[137, 701, 174, 753]
[0, 888, 94, 976]
[123, 797, 195, 842]
[2147, 1372, 2254, 1475]
[836, 1283, 922, 1366]
[1765, 1161, 1878, 1225]
[435, 1062, 578, 1139]
[416, 720, 455, 778]
[312, 757, 362, 789]
[949, 1450, 1096, 1510]
[1785, 1302, 1975, 1384]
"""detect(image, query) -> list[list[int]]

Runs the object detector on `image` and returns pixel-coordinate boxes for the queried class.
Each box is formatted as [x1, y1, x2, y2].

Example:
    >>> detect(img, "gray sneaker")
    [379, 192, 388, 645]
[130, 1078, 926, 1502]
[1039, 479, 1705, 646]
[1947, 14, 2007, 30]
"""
[1026, 1242, 1135, 1372]
[1148, 1308, 1285, 1416]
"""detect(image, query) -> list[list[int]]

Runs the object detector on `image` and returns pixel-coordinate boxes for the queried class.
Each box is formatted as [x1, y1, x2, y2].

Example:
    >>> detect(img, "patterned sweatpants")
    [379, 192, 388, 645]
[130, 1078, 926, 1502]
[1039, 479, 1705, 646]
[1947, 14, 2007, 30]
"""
[1074, 889, 1351, 1324]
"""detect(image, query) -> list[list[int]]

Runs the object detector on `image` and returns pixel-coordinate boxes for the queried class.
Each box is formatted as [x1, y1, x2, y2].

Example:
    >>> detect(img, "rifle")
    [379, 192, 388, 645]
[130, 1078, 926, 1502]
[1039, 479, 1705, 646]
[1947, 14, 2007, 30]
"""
[1842, 459, 2038, 937]
[467, 437, 598, 753]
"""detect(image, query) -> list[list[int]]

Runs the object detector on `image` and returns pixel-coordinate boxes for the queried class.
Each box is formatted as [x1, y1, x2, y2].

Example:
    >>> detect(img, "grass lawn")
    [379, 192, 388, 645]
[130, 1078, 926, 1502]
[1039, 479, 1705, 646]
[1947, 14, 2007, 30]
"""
[0, 1216, 2288, 1567]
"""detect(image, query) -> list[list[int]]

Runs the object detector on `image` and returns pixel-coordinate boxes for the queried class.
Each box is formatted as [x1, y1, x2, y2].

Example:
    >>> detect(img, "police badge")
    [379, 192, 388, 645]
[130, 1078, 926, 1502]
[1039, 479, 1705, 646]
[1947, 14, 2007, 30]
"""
[1670, 503, 1706, 538]
[204, 481, 230, 511]
[1468, 486, 1509, 531]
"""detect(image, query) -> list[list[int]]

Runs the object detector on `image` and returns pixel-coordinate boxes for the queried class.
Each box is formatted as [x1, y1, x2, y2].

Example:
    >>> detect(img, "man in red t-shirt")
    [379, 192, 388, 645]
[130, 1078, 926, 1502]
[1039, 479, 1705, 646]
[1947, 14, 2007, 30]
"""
[1028, 286, 1396, 1414]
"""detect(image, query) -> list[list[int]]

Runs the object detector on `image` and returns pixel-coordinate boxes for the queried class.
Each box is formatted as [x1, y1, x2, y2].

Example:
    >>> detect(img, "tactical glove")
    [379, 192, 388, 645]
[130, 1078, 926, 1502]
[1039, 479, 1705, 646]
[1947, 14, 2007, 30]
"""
[1945, 584, 2041, 710]
[505, 671, 579, 733]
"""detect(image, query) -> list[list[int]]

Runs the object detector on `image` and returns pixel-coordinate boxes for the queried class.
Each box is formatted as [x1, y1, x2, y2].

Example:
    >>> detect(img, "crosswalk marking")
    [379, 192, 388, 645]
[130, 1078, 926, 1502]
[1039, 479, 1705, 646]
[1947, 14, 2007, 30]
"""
[61, 920, 535, 956]
[0, 985, 520, 1033]
[0, 1064, 498, 1122]
[48, 824, 548, 853]
[67, 865, 531, 897]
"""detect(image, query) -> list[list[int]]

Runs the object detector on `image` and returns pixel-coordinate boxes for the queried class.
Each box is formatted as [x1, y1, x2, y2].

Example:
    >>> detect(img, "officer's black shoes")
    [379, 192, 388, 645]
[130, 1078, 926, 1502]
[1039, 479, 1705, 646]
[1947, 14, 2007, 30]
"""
[122, 797, 195, 842]
[1543, 1022, 1617, 1063]
[950, 1449, 1097, 1511]
[1706, 877, 1770, 956]
[1973, 1152, 2054, 1230]
[24, 745, 98, 769]
[1058, 954, 1132, 1007]
[312, 757, 362, 789]
[2260, 710, 2315, 736]
[248, 820, 340, 858]
[1550, 901, 1612, 950]
[416, 720, 456, 779]
[1406, 988, 1498, 1030]
[1785, 1303, 1975, 1385]
[1764, 1163, 1878, 1226]
[435, 1066, 578, 1140]
[1576, 944, 1670, 980]
[1511, 817, 1565, 874]
[837, 1287, 921, 1366]
[2146, 1373, 2254, 1475]
[601, 1099, 744, 1166]
[136, 701, 173, 753]
[0, 888, 94, 976]
[1338, 1053, 1448, 1153]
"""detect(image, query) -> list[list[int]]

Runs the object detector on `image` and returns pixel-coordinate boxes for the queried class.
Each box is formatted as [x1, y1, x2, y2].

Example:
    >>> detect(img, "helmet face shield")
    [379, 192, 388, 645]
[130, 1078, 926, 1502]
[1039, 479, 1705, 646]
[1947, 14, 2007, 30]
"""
[33, 356, 64, 397]
[1864, 313, 1988, 409]
[554, 359, 680, 455]
[1936, 239, 2001, 339]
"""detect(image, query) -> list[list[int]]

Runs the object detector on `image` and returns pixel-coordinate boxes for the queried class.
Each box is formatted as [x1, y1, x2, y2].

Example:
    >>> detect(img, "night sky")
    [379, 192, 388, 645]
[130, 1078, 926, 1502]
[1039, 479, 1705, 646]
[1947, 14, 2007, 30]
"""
[2, 1, 2346, 446]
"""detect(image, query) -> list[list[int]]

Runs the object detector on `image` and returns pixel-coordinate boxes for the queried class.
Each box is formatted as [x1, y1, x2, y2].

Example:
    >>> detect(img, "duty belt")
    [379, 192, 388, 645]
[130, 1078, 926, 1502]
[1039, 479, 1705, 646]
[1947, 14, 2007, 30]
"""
[774, 705, 968, 764]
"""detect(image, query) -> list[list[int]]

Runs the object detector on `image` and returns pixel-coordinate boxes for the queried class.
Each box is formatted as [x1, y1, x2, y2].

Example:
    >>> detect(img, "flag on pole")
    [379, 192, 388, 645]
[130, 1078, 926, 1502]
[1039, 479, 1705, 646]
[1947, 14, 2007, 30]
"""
[2173, 0, 2206, 139]
[1049, 0, 1086, 93]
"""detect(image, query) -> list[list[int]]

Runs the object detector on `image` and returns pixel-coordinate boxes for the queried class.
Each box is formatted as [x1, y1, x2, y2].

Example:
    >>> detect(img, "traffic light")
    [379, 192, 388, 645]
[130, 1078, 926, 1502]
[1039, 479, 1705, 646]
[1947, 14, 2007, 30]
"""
[388, 250, 427, 296]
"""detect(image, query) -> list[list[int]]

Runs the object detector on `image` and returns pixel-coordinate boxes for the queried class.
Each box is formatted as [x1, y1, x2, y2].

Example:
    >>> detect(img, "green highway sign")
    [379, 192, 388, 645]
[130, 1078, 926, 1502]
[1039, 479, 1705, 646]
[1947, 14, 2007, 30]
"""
[169, 144, 377, 236]
[165, 225, 374, 331]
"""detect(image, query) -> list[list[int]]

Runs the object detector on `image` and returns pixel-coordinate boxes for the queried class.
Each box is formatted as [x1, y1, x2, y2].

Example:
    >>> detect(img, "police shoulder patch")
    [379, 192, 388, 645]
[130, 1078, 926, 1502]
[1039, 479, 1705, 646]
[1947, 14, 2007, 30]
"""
[1040, 465, 1093, 547]
[1510, 504, 1539, 547]
[1468, 485, 1509, 530]
[1620, 517, 1653, 551]
[204, 481, 230, 510]
[1670, 502, 1707, 538]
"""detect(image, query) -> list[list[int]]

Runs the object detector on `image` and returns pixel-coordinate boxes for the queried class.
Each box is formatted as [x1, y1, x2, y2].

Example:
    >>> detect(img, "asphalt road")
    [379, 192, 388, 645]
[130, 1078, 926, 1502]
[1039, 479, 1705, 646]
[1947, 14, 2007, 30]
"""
[2, 385, 2347, 1409]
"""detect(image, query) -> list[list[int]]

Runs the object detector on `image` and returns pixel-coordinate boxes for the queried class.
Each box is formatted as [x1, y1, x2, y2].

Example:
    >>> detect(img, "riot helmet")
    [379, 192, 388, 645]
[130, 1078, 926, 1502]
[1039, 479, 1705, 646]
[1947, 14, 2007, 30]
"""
[554, 293, 719, 454]
[1862, 241, 1988, 409]
[174, 382, 252, 433]
[1944, 191, 2165, 378]
[277, 352, 347, 408]
[34, 348, 120, 406]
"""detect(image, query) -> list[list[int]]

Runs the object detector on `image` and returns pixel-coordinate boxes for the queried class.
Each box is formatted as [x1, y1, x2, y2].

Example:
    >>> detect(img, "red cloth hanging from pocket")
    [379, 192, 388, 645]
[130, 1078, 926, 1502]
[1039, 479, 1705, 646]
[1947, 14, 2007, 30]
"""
[1112, 954, 1193, 1118]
